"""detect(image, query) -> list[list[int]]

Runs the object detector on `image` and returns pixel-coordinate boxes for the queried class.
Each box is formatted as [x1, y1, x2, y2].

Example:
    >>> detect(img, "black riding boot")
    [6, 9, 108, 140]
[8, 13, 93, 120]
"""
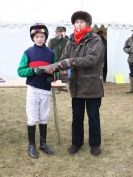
[27, 125, 38, 159]
[39, 124, 54, 155]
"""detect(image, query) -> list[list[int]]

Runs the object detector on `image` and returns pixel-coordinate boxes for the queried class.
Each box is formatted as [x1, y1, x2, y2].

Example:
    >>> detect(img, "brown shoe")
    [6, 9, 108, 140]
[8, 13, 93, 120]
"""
[91, 146, 101, 156]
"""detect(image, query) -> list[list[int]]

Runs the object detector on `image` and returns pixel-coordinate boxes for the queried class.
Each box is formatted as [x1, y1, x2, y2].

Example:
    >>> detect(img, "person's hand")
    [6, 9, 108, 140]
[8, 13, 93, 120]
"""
[50, 63, 60, 72]
[42, 65, 54, 74]
[33, 68, 44, 75]
[58, 59, 70, 69]
[38, 63, 60, 74]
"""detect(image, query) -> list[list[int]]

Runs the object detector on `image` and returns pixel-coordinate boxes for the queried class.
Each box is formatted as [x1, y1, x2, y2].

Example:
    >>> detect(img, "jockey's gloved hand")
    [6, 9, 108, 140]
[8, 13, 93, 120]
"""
[39, 65, 54, 74]
[33, 68, 44, 75]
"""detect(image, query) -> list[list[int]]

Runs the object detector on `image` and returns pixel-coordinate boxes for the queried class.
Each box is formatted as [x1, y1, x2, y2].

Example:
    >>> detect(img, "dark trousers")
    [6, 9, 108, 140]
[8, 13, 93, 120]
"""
[72, 97, 101, 147]
[103, 58, 107, 82]
[129, 64, 133, 77]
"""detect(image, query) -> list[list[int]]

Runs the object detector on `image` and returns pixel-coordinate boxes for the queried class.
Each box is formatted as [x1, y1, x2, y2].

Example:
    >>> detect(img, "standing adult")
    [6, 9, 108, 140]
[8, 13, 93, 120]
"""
[48, 27, 67, 62]
[48, 27, 67, 81]
[59, 11, 105, 155]
[123, 31, 133, 93]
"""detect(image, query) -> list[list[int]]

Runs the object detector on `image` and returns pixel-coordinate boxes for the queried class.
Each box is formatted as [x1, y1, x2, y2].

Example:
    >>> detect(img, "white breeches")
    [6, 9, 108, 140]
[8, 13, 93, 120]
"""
[26, 86, 51, 126]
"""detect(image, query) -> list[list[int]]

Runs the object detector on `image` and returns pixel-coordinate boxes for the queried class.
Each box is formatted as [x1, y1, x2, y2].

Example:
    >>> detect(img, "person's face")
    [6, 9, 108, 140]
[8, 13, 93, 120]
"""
[74, 19, 87, 31]
[33, 33, 46, 46]
[55, 31, 63, 38]
[62, 31, 66, 37]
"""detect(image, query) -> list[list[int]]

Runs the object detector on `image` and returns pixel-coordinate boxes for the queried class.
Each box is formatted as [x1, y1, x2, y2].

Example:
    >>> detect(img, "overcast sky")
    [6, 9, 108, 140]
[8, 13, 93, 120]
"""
[0, 0, 133, 24]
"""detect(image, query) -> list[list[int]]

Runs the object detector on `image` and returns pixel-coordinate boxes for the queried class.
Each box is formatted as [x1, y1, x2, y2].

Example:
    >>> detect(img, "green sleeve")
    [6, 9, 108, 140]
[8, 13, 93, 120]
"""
[17, 53, 35, 77]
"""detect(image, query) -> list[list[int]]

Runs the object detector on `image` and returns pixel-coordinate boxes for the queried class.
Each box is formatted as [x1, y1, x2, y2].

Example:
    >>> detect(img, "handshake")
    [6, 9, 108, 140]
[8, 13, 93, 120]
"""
[33, 59, 72, 75]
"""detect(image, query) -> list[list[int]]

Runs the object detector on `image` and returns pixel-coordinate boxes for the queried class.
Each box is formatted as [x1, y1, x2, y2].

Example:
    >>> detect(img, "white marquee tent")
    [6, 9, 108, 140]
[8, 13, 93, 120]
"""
[0, 23, 133, 83]
[107, 24, 133, 83]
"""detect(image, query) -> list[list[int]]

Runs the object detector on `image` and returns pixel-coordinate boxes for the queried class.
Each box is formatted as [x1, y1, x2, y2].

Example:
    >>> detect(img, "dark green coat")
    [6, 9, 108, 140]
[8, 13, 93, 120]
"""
[48, 37, 67, 61]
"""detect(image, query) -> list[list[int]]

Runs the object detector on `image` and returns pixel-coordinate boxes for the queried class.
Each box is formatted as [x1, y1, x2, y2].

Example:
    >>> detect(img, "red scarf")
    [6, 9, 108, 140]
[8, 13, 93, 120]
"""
[74, 26, 92, 44]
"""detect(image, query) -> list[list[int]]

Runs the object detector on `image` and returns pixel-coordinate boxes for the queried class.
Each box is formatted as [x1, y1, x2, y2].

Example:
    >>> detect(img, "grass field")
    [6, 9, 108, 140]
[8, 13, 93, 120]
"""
[0, 83, 133, 177]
